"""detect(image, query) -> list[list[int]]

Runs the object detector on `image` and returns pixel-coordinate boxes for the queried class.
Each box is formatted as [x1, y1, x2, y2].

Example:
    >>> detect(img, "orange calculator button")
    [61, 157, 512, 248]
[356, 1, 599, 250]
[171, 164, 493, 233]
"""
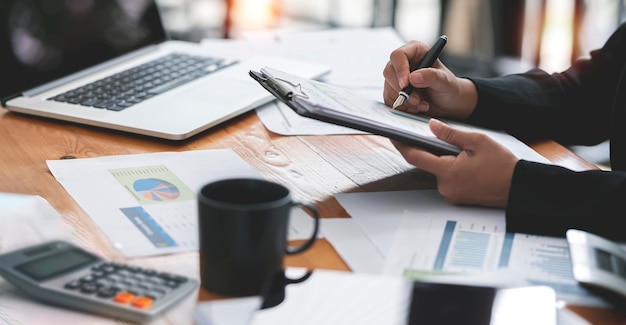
[131, 296, 154, 309]
[113, 292, 135, 304]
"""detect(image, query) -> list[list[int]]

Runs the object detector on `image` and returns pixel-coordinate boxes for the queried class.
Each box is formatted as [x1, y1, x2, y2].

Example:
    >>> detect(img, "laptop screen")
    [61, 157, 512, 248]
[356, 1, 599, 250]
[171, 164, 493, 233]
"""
[0, 0, 167, 103]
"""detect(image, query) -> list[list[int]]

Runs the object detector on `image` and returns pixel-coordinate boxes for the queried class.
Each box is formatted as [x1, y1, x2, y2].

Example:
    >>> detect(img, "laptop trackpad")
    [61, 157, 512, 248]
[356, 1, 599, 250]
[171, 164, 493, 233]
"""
[178, 78, 268, 107]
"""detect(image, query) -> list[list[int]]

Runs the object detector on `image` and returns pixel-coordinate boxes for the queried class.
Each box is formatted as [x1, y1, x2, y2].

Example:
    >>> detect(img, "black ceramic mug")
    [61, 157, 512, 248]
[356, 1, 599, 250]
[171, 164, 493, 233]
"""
[197, 178, 320, 297]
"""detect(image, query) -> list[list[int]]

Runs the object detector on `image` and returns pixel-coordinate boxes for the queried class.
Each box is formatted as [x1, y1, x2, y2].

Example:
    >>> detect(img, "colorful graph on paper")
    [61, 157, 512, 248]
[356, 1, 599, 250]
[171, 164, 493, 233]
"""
[110, 165, 195, 204]
[107, 165, 197, 249]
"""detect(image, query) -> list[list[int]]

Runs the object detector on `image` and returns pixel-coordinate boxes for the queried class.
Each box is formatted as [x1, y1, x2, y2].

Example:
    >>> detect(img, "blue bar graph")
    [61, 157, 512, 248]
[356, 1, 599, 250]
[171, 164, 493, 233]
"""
[433, 220, 489, 270]
[448, 230, 490, 268]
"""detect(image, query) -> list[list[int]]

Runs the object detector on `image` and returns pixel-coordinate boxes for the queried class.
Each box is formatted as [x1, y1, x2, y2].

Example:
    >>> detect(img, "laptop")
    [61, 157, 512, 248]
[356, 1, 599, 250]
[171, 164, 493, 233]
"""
[0, 0, 330, 140]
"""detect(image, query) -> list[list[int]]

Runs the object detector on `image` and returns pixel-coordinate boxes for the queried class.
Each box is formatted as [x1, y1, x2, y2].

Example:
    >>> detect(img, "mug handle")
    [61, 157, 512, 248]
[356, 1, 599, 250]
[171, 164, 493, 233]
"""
[285, 202, 320, 255]
[260, 270, 313, 309]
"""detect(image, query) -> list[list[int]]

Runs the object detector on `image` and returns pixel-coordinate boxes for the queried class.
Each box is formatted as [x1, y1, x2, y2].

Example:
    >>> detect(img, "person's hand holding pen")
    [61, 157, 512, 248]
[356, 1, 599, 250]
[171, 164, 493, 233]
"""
[383, 36, 519, 208]
[391, 35, 448, 109]
[382, 36, 478, 120]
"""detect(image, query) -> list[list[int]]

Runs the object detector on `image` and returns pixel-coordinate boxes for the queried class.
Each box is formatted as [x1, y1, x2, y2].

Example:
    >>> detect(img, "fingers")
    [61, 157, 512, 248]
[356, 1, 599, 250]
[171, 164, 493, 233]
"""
[391, 121, 517, 208]
[383, 41, 448, 112]
[383, 71, 433, 112]
[383, 79, 400, 107]
[391, 140, 447, 175]
[383, 41, 430, 93]
[429, 118, 486, 151]
[391, 119, 486, 175]
[388, 48, 412, 90]
[408, 67, 440, 90]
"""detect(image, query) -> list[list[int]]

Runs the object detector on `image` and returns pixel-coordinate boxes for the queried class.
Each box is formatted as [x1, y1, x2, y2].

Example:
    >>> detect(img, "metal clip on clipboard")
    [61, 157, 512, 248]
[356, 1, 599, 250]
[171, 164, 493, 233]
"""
[249, 70, 308, 101]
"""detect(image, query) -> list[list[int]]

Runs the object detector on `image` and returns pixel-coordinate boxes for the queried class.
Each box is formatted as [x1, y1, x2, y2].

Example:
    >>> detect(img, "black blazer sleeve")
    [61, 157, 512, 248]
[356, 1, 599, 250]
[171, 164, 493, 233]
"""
[506, 160, 626, 242]
[462, 23, 626, 242]
[466, 23, 626, 146]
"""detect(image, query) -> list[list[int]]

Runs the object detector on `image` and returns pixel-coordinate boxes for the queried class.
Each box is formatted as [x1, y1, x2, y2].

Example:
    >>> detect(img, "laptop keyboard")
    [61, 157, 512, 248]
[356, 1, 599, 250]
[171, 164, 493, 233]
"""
[48, 53, 237, 111]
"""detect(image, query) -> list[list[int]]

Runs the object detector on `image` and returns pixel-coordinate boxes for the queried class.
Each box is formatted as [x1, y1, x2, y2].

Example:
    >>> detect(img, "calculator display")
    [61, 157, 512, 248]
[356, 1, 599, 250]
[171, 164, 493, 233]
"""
[17, 249, 97, 281]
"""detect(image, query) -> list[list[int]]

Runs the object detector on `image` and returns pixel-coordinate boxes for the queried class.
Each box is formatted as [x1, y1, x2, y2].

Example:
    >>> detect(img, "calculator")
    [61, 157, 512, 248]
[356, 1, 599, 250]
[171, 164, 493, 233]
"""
[567, 229, 626, 308]
[0, 240, 199, 323]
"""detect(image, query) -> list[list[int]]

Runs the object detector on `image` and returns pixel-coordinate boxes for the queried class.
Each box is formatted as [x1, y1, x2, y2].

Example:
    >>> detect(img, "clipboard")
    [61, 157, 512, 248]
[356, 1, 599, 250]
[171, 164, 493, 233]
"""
[249, 68, 461, 156]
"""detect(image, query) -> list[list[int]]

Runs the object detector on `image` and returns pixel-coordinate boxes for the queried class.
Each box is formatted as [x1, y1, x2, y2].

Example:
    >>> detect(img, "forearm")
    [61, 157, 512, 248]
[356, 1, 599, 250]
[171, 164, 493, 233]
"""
[465, 71, 611, 144]
[506, 160, 626, 241]
[463, 24, 626, 144]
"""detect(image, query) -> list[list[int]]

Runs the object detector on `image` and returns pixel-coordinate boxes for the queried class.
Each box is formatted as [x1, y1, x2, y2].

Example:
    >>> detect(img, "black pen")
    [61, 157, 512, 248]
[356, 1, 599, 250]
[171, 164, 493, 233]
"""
[392, 35, 447, 109]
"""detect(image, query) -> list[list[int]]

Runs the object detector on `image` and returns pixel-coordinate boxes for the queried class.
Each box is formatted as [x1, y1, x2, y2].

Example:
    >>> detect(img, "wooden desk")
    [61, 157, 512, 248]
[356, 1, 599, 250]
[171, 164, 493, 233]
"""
[0, 108, 623, 324]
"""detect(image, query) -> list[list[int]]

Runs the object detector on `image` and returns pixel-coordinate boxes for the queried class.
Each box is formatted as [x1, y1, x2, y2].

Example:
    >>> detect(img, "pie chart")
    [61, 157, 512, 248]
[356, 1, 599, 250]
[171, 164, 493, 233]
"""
[133, 178, 181, 201]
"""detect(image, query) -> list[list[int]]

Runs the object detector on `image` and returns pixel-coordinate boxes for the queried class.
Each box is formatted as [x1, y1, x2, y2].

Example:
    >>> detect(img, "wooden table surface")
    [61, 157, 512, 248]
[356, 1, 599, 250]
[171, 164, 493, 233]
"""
[1, 107, 624, 324]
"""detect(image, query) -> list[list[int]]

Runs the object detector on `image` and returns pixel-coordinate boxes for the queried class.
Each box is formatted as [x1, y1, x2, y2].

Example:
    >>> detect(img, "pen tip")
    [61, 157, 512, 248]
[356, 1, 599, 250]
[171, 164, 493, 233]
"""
[392, 96, 405, 109]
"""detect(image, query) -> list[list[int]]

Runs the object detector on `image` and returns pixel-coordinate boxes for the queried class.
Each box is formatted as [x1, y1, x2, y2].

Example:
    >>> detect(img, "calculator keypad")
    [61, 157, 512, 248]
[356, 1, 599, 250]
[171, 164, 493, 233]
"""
[62, 262, 188, 309]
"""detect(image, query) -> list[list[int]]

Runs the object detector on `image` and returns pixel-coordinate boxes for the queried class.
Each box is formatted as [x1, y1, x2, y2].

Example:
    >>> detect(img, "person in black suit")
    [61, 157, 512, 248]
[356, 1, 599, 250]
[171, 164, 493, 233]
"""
[383, 23, 626, 241]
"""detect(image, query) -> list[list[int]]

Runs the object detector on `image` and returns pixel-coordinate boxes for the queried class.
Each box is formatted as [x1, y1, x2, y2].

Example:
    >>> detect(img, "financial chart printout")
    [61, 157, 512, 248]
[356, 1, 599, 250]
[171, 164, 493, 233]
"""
[47, 149, 261, 257]
[385, 210, 606, 307]
[110, 165, 197, 250]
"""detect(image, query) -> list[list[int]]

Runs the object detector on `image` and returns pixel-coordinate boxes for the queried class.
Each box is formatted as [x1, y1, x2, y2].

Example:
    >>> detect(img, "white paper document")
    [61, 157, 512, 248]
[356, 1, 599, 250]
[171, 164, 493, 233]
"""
[47, 149, 319, 258]
[335, 190, 481, 260]
[319, 218, 385, 274]
[332, 189, 608, 307]
[385, 209, 608, 307]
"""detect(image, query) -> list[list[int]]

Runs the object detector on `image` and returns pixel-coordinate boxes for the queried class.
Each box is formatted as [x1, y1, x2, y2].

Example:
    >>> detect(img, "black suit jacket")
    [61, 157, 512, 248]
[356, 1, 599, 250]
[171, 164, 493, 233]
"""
[467, 23, 626, 241]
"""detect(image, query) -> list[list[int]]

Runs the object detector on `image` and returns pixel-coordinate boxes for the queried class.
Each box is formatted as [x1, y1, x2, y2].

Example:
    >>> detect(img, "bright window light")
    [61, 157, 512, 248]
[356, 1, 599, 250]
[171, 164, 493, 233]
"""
[539, 0, 575, 73]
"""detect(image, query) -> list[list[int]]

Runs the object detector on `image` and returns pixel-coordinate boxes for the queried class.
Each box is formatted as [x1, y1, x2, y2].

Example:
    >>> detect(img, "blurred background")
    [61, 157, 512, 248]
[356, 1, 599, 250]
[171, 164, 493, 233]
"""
[158, 0, 626, 167]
